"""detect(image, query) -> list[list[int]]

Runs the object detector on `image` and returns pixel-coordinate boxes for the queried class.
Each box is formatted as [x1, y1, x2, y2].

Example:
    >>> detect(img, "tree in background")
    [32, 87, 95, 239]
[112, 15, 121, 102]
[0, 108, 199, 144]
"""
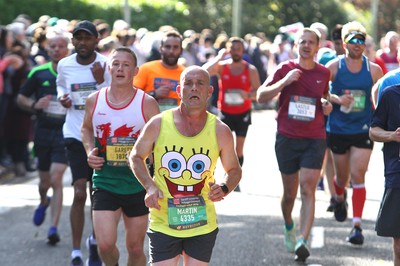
[0, 0, 399, 43]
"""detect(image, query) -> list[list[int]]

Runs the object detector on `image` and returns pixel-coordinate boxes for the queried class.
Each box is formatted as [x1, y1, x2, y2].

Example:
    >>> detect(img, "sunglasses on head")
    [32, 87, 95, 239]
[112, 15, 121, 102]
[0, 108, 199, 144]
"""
[347, 38, 365, 45]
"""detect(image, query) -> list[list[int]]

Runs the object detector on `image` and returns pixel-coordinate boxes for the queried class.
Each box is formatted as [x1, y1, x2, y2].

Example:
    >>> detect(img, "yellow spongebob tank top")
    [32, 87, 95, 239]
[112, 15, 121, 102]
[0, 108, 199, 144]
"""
[150, 109, 219, 237]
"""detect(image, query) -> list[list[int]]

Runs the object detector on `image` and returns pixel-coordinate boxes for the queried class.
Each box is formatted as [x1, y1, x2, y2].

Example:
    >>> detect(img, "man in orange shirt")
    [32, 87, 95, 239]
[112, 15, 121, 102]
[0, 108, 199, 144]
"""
[134, 30, 185, 111]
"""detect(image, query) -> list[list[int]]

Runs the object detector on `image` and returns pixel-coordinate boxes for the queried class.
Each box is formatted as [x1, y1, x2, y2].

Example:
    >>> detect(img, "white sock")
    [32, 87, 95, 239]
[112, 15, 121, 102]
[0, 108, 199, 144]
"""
[71, 249, 82, 259]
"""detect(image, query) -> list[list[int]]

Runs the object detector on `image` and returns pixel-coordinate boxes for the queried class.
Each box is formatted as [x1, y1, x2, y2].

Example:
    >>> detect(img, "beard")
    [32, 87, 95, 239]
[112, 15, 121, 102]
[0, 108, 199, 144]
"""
[232, 54, 242, 62]
[162, 55, 179, 66]
[76, 48, 95, 60]
[347, 50, 363, 60]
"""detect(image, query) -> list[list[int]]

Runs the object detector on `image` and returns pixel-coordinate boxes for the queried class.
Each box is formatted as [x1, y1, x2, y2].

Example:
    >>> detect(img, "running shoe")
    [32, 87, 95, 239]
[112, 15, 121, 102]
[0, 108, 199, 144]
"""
[70, 257, 84, 266]
[326, 197, 335, 212]
[294, 237, 310, 262]
[33, 196, 51, 226]
[283, 224, 297, 253]
[346, 226, 364, 245]
[86, 236, 102, 266]
[333, 191, 348, 222]
[47, 226, 60, 246]
[317, 177, 325, 191]
[333, 199, 348, 222]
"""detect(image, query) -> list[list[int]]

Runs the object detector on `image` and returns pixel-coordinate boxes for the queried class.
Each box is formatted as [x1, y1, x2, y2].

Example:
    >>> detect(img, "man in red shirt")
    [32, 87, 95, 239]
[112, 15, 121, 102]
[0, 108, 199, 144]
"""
[257, 28, 332, 262]
[203, 37, 260, 191]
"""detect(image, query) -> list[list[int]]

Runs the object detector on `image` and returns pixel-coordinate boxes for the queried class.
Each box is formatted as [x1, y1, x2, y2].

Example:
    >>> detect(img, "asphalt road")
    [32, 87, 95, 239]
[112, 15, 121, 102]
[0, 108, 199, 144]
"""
[0, 109, 394, 266]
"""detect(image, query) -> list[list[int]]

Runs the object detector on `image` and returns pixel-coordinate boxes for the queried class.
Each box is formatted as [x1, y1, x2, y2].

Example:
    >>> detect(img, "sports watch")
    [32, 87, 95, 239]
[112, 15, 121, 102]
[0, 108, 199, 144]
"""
[220, 184, 229, 194]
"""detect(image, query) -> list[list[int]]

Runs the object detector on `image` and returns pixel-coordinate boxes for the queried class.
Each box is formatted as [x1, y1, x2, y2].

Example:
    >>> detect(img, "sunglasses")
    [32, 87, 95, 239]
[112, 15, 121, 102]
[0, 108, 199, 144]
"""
[347, 38, 365, 45]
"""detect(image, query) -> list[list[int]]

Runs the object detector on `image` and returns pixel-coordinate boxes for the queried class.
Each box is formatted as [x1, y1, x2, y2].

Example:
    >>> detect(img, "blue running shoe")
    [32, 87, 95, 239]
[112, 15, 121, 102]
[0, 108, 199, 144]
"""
[346, 226, 364, 245]
[47, 226, 60, 246]
[33, 196, 51, 226]
[86, 236, 102, 266]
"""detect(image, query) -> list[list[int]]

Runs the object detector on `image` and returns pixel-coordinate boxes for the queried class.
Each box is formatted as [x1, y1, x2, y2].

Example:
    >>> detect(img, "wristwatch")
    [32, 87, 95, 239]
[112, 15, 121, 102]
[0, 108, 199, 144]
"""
[220, 184, 229, 195]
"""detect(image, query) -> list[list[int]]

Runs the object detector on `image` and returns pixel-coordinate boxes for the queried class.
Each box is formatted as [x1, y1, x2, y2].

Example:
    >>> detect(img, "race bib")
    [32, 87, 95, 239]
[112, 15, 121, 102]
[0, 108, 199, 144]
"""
[71, 82, 97, 110]
[224, 89, 245, 106]
[168, 195, 207, 230]
[349, 90, 366, 112]
[288, 96, 316, 121]
[106, 137, 136, 167]
[43, 95, 66, 119]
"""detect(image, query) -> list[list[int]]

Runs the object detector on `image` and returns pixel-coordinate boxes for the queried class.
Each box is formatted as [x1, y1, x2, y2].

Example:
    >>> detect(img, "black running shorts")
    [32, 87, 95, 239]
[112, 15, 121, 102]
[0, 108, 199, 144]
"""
[375, 188, 400, 237]
[64, 138, 93, 185]
[148, 228, 219, 263]
[275, 133, 326, 175]
[327, 133, 373, 154]
[92, 188, 148, 217]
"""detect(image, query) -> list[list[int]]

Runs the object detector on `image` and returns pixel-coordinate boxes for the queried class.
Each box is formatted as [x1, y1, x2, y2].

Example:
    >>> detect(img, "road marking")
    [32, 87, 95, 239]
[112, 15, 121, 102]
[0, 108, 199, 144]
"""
[311, 226, 324, 248]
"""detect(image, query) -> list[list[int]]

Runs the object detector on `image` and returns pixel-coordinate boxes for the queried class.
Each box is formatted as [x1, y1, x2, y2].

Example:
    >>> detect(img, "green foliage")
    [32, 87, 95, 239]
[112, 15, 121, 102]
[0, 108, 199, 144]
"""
[0, 0, 383, 42]
[377, 0, 400, 39]
[182, 0, 349, 40]
[0, 0, 191, 33]
[129, 3, 191, 32]
[0, 0, 121, 26]
[342, 2, 372, 34]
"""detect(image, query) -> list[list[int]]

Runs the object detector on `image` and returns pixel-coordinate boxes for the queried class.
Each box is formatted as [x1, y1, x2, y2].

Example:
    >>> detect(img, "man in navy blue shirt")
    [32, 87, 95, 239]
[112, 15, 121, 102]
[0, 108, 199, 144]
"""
[370, 84, 400, 266]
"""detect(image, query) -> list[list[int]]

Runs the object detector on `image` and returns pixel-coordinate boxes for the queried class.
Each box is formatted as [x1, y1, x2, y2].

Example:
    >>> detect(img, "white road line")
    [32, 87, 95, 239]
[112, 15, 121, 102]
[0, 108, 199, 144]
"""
[311, 226, 324, 249]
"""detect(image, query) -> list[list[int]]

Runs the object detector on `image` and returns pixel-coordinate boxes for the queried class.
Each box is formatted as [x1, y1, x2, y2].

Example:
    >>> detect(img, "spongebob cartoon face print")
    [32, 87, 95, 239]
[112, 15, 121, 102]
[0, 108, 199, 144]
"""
[159, 145, 213, 198]
[158, 145, 213, 230]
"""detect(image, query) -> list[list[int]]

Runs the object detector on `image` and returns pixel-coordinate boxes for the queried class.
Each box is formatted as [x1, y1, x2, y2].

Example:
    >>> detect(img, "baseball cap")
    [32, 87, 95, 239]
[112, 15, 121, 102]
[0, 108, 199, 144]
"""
[344, 30, 366, 43]
[73, 20, 98, 38]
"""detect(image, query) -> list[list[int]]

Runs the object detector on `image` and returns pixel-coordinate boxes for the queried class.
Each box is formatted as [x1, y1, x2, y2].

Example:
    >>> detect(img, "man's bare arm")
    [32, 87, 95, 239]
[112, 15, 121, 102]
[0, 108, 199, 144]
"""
[370, 126, 400, 143]
[208, 120, 242, 202]
[129, 116, 163, 210]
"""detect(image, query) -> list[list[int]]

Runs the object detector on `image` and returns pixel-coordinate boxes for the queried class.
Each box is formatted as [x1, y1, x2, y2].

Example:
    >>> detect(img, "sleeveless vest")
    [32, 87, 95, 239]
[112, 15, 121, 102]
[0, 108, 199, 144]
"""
[327, 55, 374, 134]
[150, 110, 219, 237]
[92, 87, 146, 194]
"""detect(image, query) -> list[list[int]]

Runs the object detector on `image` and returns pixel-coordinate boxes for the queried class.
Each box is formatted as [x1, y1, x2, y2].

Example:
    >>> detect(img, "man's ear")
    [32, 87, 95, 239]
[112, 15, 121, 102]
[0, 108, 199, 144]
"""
[176, 84, 182, 98]
[133, 66, 139, 76]
[208, 85, 214, 98]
